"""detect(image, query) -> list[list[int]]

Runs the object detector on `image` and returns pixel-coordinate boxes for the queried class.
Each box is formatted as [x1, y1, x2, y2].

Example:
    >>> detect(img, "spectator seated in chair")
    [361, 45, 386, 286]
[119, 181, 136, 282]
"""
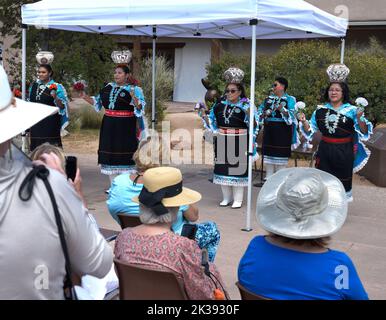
[114, 167, 228, 300]
[107, 136, 220, 262]
[238, 167, 368, 300]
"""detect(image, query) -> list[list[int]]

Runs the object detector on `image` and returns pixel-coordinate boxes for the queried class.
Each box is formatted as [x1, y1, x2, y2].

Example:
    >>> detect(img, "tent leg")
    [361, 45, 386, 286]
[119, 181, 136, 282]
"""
[340, 37, 345, 64]
[21, 25, 28, 153]
[151, 27, 157, 131]
[243, 21, 257, 232]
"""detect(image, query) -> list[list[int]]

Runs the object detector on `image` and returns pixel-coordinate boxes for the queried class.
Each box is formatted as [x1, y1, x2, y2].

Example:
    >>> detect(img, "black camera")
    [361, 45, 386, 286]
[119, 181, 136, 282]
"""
[181, 224, 198, 240]
[65, 156, 77, 181]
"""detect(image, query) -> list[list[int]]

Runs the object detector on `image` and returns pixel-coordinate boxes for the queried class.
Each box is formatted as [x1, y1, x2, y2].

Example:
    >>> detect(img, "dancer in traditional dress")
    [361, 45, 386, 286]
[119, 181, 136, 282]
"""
[205, 68, 258, 209]
[300, 64, 373, 202]
[82, 51, 146, 181]
[28, 52, 69, 151]
[256, 77, 299, 181]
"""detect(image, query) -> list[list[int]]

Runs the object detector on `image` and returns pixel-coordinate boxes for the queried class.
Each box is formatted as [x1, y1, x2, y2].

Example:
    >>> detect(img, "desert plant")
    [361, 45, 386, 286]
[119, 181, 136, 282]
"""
[67, 105, 104, 131]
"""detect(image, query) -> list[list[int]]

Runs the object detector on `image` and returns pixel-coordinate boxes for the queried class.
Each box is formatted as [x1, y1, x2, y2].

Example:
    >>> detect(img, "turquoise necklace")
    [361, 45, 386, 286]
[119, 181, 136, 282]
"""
[108, 83, 126, 109]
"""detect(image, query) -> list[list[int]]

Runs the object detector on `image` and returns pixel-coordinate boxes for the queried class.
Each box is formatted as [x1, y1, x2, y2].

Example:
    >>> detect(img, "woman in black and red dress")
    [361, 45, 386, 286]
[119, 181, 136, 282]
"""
[300, 64, 373, 202]
[28, 63, 69, 151]
[207, 68, 258, 209]
[82, 64, 146, 180]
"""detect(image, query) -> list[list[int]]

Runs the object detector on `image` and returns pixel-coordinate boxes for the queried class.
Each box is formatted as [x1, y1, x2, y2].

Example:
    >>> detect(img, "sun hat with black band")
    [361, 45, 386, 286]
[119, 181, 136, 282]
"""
[256, 167, 348, 239]
[132, 167, 201, 216]
[0, 65, 59, 144]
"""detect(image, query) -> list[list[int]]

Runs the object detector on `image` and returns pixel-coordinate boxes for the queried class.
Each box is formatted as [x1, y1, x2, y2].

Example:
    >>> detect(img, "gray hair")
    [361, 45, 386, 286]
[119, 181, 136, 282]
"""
[139, 204, 179, 225]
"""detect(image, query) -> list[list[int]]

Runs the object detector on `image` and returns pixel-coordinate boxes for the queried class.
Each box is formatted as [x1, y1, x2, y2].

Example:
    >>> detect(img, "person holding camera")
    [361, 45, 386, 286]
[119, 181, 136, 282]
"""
[0, 65, 112, 299]
[28, 52, 69, 151]
[256, 77, 298, 181]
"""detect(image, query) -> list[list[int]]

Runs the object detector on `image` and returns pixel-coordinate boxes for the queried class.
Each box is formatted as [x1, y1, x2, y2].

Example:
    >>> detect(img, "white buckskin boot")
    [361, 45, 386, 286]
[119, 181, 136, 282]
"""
[231, 186, 244, 209]
[220, 185, 232, 206]
[264, 163, 275, 181]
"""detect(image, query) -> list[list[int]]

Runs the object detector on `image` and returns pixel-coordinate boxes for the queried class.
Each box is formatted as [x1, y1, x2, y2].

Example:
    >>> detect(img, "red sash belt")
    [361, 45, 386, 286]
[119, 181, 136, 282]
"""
[105, 110, 134, 117]
[322, 136, 352, 144]
[219, 128, 247, 135]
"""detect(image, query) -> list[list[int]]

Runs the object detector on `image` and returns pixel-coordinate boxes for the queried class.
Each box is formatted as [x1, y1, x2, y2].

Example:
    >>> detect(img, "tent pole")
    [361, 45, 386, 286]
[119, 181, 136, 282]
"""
[152, 26, 157, 131]
[21, 24, 28, 153]
[22, 25, 27, 101]
[243, 20, 257, 232]
[340, 37, 345, 64]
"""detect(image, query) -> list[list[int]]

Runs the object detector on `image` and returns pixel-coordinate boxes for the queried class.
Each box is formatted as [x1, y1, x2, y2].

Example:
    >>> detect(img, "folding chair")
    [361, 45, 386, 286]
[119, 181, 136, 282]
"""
[236, 282, 271, 300]
[114, 258, 188, 300]
[292, 131, 322, 167]
[117, 213, 142, 229]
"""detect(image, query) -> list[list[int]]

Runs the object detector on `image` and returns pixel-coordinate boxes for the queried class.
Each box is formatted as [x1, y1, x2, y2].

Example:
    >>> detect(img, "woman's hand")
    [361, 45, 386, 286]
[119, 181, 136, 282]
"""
[356, 108, 368, 134]
[183, 204, 199, 222]
[356, 107, 364, 120]
[33, 153, 88, 207]
[129, 87, 142, 110]
[297, 112, 306, 122]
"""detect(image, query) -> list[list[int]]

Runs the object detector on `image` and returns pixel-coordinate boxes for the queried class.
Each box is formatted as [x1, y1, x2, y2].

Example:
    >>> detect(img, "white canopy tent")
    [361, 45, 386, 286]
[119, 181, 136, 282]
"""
[22, 0, 348, 231]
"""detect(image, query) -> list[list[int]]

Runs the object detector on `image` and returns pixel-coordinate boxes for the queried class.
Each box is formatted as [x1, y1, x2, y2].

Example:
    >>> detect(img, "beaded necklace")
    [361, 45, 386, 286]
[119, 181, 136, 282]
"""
[35, 81, 51, 101]
[223, 100, 240, 124]
[324, 108, 341, 134]
[108, 83, 127, 109]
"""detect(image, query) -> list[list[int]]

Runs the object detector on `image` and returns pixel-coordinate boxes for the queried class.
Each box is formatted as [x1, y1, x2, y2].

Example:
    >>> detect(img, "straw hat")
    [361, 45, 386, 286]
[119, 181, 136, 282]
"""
[133, 167, 201, 215]
[256, 167, 347, 239]
[0, 65, 59, 144]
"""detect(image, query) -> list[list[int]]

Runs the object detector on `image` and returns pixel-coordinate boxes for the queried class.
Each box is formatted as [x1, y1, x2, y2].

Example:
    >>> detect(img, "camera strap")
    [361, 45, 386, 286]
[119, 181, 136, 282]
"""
[19, 165, 77, 300]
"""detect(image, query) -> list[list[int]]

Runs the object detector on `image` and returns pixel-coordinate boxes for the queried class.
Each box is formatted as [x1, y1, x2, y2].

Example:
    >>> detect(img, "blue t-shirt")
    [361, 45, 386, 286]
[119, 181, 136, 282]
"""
[106, 173, 188, 234]
[238, 236, 368, 300]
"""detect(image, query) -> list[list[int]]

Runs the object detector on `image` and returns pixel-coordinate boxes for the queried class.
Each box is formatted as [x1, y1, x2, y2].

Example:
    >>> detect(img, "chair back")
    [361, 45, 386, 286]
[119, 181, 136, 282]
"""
[114, 258, 188, 300]
[117, 213, 142, 229]
[236, 282, 271, 300]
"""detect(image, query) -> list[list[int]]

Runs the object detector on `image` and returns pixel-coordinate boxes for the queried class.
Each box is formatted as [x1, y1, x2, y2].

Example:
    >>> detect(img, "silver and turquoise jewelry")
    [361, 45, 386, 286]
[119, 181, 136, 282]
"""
[108, 84, 126, 109]
[325, 109, 341, 134]
[223, 102, 237, 124]
[35, 82, 49, 101]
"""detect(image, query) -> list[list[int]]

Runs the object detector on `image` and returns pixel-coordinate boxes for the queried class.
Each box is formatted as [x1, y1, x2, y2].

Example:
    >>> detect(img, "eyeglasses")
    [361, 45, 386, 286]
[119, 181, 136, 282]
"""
[272, 83, 279, 88]
[225, 89, 239, 94]
[328, 89, 342, 93]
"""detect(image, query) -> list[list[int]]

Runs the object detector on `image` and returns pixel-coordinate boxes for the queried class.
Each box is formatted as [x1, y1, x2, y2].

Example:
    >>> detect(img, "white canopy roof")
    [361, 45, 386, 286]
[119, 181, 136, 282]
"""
[22, 0, 347, 39]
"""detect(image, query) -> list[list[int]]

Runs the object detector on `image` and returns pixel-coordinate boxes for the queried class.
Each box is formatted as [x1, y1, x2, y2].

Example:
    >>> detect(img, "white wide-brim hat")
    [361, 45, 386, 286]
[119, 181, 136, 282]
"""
[0, 65, 58, 144]
[256, 167, 347, 239]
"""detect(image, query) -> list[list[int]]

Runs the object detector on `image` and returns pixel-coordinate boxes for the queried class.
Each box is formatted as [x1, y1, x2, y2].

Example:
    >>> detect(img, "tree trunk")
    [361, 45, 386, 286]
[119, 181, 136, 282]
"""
[211, 39, 223, 63]
[132, 36, 142, 79]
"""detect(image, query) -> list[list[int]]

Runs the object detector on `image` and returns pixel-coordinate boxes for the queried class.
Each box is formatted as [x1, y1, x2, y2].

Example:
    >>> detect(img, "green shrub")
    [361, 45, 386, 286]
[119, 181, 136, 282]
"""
[206, 38, 386, 125]
[67, 105, 104, 131]
[138, 55, 174, 123]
